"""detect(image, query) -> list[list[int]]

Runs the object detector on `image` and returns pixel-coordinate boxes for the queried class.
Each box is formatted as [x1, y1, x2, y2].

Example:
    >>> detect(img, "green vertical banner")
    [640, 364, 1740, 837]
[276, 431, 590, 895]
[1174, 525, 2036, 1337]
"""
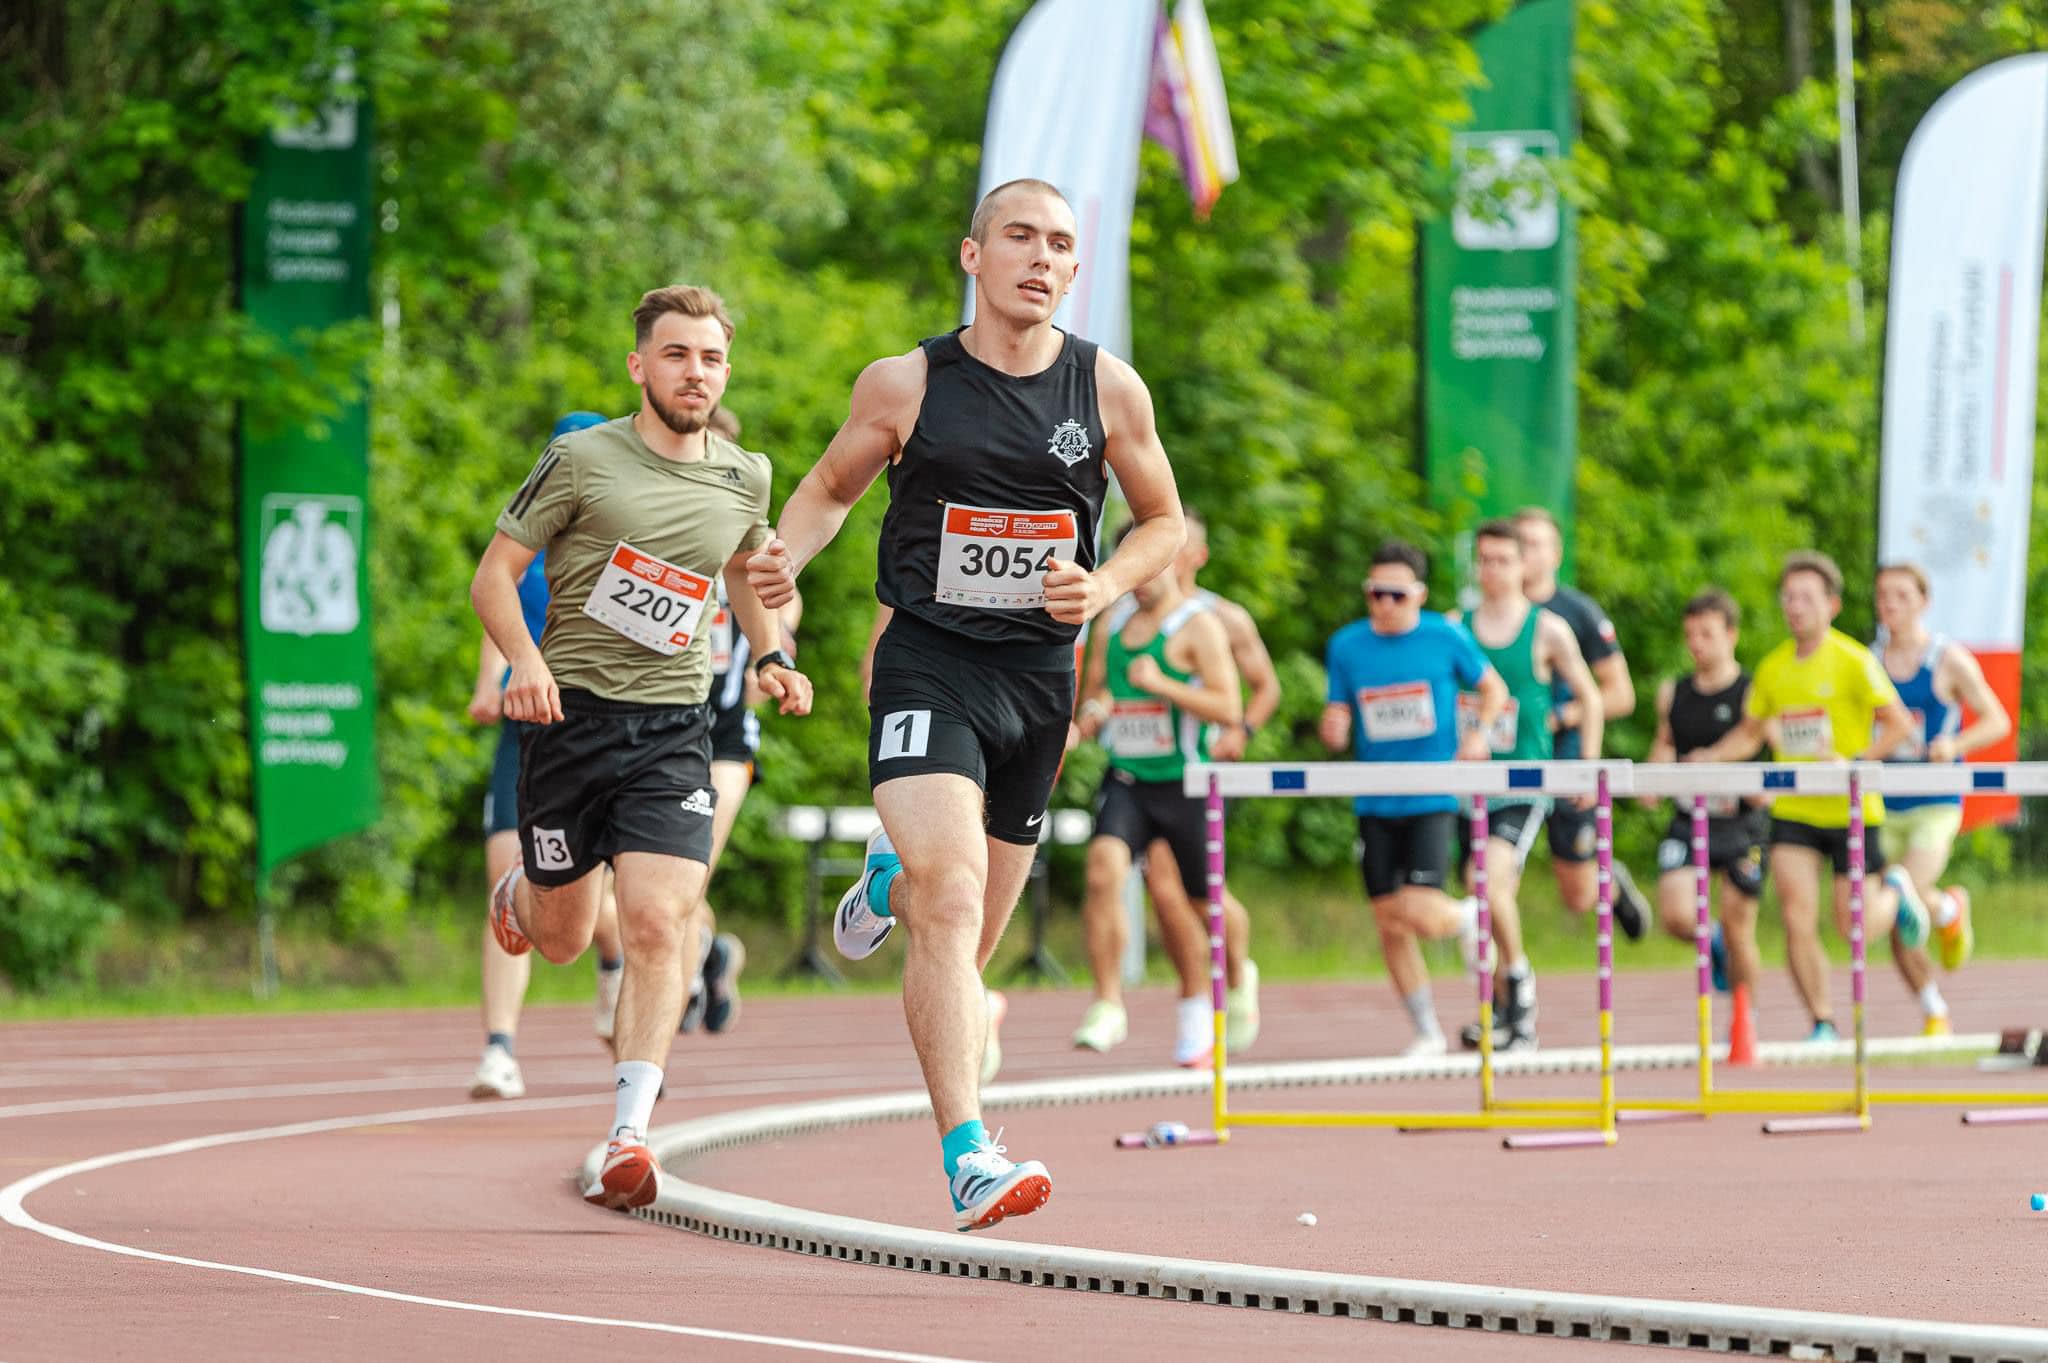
[1421, 0, 1577, 562]
[238, 85, 379, 874]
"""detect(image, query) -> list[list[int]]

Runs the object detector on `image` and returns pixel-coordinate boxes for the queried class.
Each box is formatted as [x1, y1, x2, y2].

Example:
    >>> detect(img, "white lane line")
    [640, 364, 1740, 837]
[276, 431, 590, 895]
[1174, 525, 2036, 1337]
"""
[0, 1067, 919, 1121]
[0, 1095, 983, 1363]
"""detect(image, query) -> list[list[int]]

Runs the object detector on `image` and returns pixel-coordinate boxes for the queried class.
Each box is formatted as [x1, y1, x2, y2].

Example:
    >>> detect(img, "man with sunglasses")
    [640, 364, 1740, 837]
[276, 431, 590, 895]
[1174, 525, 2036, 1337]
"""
[1320, 540, 1501, 1055]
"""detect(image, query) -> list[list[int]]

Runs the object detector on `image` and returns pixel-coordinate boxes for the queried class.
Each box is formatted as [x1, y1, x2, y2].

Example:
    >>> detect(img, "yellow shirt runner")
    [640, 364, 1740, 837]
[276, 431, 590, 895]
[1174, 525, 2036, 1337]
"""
[1745, 628, 1900, 829]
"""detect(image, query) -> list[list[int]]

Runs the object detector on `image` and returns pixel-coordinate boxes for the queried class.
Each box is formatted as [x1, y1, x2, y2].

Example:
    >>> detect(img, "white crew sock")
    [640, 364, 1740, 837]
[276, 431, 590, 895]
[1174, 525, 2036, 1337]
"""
[1931, 890, 1959, 929]
[611, 1060, 664, 1142]
[1403, 986, 1443, 1040]
[1918, 982, 1950, 1019]
[1175, 996, 1210, 1055]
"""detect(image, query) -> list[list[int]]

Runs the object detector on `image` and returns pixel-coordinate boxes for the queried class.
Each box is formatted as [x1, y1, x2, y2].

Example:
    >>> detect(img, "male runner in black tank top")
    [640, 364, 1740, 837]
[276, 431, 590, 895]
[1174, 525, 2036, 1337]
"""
[749, 178, 1184, 1232]
[1640, 588, 1768, 1005]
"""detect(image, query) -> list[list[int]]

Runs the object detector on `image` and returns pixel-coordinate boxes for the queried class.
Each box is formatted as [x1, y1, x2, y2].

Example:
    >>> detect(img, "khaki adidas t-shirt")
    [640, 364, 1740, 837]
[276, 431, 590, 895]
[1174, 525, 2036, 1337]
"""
[496, 416, 772, 705]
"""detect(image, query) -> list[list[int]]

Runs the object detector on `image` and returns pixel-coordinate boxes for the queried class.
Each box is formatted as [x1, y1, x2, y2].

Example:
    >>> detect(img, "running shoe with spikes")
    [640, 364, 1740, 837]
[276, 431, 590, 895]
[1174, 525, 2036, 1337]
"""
[950, 1129, 1051, 1233]
[583, 1137, 660, 1211]
[834, 826, 899, 961]
[489, 865, 532, 956]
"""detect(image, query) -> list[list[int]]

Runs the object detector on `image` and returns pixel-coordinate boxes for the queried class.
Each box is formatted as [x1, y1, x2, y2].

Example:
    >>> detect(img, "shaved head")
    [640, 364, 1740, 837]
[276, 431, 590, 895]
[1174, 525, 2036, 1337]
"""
[969, 178, 1072, 243]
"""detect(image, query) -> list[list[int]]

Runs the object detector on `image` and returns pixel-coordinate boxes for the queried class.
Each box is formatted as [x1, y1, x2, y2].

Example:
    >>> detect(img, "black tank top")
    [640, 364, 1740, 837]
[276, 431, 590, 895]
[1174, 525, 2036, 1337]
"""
[1669, 672, 1750, 756]
[876, 328, 1108, 669]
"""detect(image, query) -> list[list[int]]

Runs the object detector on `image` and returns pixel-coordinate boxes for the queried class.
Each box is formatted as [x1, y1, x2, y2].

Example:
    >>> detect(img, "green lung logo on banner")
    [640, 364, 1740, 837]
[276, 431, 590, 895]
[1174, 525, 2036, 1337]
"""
[238, 77, 379, 874]
[1422, 0, 1577, 563]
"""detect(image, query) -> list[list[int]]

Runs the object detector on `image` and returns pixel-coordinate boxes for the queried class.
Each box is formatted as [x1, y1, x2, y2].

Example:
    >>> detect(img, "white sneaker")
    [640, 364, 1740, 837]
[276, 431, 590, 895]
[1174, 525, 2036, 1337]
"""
[1071, 999, 1129, 1052]
[834, 827, 899, 961]
[594, 965, 622, 1042]
[468, 1043, 524, 1099]
[1399, 1032, 1449, 1059]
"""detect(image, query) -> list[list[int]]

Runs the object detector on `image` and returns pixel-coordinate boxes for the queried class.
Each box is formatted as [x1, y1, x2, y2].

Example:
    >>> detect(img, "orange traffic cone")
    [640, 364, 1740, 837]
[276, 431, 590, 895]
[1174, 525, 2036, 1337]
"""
[1727, 983, 1758, 1066]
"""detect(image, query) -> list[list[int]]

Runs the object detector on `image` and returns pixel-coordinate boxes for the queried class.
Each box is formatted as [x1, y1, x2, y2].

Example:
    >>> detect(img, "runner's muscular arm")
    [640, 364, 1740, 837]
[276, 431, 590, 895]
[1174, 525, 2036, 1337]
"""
[724, 549, 813, 717]
[1858, 699, 1917, 762]
[1075, 614, 1114, 740]
[1046, 353, 1182, 625]
[1463, 668, 1509, 761]
[1216, 598, 1282, 730]
[471, 532, 562, 724]
[1318, 702, 1351, 753]
[749, 351, 922, 606]
[469, 631, 509, 724]
[1934, 643, 2012, 761]
[1692, 713, 1766, 764]
[1541, 612, 1603, 760]
[1593, 652, 1636, 722]
[1129, 611, 1242, 726]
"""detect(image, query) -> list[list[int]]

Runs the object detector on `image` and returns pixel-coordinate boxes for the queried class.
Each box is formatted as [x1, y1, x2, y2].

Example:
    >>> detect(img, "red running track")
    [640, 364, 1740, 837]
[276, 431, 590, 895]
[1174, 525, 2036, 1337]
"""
[4, 960, 2043, 1361]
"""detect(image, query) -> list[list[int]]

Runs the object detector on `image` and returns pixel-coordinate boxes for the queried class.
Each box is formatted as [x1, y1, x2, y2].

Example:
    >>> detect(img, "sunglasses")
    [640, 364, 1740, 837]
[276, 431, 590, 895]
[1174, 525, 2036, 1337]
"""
[1366, 584, 1416, 602]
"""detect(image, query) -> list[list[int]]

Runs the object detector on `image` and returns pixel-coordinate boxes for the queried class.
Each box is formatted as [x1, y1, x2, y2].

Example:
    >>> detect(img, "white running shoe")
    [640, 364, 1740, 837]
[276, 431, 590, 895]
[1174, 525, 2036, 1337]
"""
[950, 1130, 1052, 1232]
[1071, 999, 1129, 1052]
[468, 1043, 524, 1100]
[594, 965, 622, 1042]
[1399, 1032, 1449, 1059]
[833, 826, 900, 961]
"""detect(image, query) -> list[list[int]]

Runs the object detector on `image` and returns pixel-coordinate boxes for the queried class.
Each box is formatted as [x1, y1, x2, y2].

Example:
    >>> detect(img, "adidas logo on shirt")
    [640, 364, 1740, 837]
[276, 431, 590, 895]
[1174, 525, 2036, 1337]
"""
[681, 789, 715, 817]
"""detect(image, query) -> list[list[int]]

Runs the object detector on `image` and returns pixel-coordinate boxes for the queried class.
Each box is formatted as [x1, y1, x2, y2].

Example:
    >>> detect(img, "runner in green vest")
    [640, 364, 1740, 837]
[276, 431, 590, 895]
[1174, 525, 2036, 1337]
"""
[1073, 529, 1243, 1065]
[1457, 520, 1604, 1051]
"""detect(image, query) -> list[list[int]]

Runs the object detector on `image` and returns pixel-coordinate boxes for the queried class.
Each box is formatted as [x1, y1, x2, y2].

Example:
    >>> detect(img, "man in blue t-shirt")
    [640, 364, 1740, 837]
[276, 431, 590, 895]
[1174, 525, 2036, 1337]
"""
[1320, 540, 1506, 1056]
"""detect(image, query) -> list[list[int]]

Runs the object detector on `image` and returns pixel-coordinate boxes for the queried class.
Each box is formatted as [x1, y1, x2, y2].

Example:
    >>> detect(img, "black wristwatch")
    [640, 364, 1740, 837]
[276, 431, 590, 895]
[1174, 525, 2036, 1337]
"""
[752, 648, 793, 676]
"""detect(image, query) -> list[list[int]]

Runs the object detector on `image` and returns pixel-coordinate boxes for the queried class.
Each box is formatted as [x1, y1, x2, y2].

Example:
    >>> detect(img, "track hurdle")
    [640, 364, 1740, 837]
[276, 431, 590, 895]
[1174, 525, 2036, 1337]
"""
[1187, 761, 1621, 1145]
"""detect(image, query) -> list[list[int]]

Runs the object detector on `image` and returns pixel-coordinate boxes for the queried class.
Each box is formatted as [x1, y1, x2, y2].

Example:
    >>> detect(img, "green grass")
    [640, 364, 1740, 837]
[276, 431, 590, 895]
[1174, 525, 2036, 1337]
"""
[7, 864, 2048, 1022]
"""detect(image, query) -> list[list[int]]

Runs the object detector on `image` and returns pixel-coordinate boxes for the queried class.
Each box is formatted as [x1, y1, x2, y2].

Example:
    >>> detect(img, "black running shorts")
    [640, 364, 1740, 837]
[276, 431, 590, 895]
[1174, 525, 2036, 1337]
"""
[1545, 800, 1600, 864]
[1094, 767, 1209, 894]
[1358, 811, 1457, 900]
[516, 689, 716, 885]
[707, 688, 761, 770]
[1467, 801, 1546, 873]
[1657, 809, 1769, 898]
[1768, 816, 1888, 877]
[482, 719, 529, 838]
[866, 613, 1074, 845]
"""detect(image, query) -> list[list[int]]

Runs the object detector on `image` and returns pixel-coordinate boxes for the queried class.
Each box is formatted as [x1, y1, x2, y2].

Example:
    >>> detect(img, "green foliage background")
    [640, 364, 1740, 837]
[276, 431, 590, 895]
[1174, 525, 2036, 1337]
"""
[6, 0, 2048, 986]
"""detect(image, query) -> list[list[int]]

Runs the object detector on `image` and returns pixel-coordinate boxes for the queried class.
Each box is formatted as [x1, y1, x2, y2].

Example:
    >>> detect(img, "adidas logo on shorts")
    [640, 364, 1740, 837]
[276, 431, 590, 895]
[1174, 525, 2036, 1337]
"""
[680, 788, 715, 817]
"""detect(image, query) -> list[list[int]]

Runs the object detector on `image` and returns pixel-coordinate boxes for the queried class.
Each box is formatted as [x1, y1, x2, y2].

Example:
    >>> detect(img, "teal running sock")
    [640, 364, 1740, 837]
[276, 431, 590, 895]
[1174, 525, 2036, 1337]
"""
[941, 1119, 988, 1178]
[870, 860, 901, 920]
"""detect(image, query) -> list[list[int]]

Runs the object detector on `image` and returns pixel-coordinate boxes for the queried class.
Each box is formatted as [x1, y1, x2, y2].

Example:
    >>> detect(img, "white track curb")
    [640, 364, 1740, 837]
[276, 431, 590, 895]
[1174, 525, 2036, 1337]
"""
[584, 1033, 2048, 1361]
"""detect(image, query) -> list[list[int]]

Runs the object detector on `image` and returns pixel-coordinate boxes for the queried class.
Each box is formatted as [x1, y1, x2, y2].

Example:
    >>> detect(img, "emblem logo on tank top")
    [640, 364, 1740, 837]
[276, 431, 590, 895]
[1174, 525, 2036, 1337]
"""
[1047, 418, 1092, 468]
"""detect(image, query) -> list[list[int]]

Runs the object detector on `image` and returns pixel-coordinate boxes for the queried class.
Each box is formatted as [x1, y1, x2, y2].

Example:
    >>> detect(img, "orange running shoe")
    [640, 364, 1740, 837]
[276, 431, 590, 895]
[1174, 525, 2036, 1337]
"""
[1935, 885, 1974, 972]
[583, 1138, 659, 1211]
[489, 866, 532, 957]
